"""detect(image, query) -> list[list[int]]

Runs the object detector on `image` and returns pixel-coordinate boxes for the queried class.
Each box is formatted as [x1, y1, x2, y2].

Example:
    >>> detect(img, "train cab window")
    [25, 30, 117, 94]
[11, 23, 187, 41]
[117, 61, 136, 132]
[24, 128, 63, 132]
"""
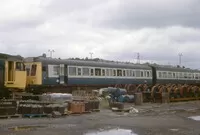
[102, 69, 105, 76]
[83, 68, 89, 76]
[30, 64, 37, 76]
[16, 62, 24, 71]
[95, 68, 101, 76]
[90, 69, 94, 76]
[77, 68, 82, 76]
[69, 67, 76, 76]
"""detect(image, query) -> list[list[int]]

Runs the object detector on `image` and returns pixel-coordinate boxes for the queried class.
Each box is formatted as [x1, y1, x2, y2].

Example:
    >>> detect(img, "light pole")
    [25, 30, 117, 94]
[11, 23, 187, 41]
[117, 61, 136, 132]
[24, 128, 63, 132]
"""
[178, 53, 183, 66]
[89, 52, 93, 59]
[48, 49, 55, 58]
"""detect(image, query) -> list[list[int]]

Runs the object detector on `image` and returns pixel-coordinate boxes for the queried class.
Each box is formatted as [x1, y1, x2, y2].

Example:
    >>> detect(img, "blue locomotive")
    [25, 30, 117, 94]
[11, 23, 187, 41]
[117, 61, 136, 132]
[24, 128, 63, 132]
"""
[24, 56, 200, 94]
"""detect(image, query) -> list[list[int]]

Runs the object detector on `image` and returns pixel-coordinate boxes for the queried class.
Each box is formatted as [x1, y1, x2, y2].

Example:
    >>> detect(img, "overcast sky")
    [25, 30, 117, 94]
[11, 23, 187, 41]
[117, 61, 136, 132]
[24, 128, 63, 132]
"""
[0, 0, 200, 68]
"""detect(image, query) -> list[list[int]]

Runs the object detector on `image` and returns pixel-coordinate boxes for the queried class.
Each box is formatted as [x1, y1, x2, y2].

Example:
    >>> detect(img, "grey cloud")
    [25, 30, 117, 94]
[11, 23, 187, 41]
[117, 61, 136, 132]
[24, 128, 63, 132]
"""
[98, 0, 200, 29]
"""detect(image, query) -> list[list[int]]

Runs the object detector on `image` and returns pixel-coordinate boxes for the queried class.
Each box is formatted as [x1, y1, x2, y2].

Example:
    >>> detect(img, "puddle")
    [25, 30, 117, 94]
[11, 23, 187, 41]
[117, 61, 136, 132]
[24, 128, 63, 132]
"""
[9, 125, 46, 131]
[170, 129, 179, 132]
[188, 116, 200, 121]
[85, 128, 138, 135]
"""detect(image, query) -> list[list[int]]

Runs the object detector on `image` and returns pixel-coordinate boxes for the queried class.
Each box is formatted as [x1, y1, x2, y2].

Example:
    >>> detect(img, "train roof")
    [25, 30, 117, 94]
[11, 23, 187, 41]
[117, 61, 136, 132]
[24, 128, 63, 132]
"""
[151, 64, 200, 73]
[27, 57, 152, 69]
[0, 53, 23, 61]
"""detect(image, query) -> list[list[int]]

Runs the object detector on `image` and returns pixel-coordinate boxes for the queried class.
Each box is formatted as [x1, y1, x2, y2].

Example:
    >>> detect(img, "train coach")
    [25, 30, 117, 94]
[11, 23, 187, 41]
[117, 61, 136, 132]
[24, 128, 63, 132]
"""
[153, 65, 200, 85]
[24, 56, 153, 93]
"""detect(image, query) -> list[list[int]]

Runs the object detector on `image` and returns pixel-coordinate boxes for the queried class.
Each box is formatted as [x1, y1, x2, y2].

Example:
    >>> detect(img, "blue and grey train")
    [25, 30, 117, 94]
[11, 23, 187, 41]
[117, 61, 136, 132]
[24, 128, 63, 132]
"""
[24, 56, 200, 93]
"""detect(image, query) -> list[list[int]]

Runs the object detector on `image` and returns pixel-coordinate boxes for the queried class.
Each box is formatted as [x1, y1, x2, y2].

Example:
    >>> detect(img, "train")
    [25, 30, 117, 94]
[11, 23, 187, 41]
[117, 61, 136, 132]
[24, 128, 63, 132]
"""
[0, 53, 27, 98]
[24, 56, 200, 92]
[1, 53, 200, 98]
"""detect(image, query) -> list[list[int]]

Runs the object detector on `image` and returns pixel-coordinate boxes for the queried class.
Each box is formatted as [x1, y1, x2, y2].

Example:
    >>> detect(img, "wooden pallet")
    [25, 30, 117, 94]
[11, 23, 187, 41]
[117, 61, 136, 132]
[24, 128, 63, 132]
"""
[0, 114, 21, 119]
[23, 114, 48, 118]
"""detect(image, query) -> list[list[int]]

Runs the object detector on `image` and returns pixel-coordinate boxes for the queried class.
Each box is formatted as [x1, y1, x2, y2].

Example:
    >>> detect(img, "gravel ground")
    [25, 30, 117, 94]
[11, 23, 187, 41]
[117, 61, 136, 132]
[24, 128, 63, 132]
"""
[0, 101, 200, 135]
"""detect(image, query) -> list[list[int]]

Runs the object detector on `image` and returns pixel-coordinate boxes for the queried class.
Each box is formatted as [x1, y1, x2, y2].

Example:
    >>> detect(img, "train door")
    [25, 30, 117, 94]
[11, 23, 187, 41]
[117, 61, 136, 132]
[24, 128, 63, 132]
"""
[0, 65, 4, 87]
[7, 61, 14, 82]
[64, 65, 68, 84]
[59, 64, 65, 84]
[151, 66, 157, 85]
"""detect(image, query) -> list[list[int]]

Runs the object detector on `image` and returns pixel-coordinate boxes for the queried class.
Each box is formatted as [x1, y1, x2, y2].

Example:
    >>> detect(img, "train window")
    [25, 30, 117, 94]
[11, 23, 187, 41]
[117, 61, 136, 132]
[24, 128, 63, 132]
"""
[168, 72, 172, 78]
[90, 69, 94, 76]
[195, 74, 198, 79]
[123, 70, 126, 76]
[113, 70, 116, 76]
[172, 73, 176, 78]
[158, 72, 162, 78]
[16, 62, 24, 71]
[42, 66, 46, 72]
[132, 70, 135, 77]
[117, 69, 122, 76]
[179, 72, 182, 78]
[69, 67, 76, 76]
[175, 73, 178, 78]
[83, 68, 89, 76]
[126, 70, 130, 76]
[135, 70, 140, 77]
[60, 66, 64, 76]
[31, 64, 37, 76]
[102, 69, 105, 76]
[146, 71, 150, 77]
[106, 69, 109, 76]
[53, 65, 60, 75]
[188, 73, 192, 79]
[184, 73, 187, 78]
[109, 69, 112, 76]
[77, 68, 82, 76]
[25, 65, 31, 76]
[95, 68, 101, 76]
[192, 74, 195, 79]
[163, 72, 167, 78]
[150, 71, 152, 77]
[140, 71, 144, 77]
